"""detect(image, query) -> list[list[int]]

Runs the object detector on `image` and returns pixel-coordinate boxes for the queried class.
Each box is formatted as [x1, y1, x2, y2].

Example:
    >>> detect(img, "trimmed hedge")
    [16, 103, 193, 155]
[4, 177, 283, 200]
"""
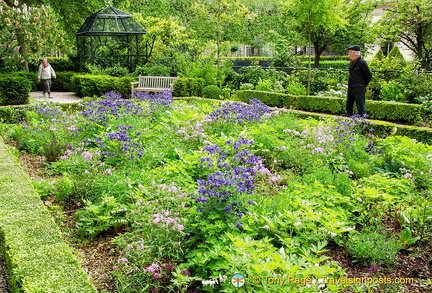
[236, 90, 425, 125]
[287, 109, 432, 145]
[71, 74, 135, 98]
[0, 137, 96, 293]
[300, 61, 348, 69]
[0, 75, 31, 106]
[173, 77, 204, 97]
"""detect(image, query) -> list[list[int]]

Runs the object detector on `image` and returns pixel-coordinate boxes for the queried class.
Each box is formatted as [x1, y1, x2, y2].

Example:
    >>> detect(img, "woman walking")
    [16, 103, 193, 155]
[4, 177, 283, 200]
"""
[37, 58, 56, 98]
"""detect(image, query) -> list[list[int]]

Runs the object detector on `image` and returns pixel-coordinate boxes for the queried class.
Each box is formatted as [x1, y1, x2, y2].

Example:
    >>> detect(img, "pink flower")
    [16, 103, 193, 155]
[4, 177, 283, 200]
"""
[82, 151, 93, 161]
[145, 263, 160, 273]
[404, 173, 413, 179]
[313, 147, 324, 154]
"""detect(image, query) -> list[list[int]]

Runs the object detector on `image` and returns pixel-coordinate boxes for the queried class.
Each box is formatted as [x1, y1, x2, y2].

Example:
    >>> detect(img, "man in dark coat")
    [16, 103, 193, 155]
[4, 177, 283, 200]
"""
[346, 45, 372, 117]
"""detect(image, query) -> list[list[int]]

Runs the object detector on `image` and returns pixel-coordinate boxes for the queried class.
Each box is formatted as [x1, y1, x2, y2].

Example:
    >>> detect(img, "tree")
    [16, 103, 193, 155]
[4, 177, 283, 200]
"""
[0, 0, 66, 71]
[377, 0, 432, 70]
[283, 0, 346, 94]
[189, 0, 250, 61]
[133, 15, 191, 61]
[233, 0, 289, 56]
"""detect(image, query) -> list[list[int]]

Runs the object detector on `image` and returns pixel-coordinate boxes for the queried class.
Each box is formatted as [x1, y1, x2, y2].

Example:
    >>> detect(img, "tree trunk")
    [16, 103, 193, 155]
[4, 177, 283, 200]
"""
[17, 30, 29, 72]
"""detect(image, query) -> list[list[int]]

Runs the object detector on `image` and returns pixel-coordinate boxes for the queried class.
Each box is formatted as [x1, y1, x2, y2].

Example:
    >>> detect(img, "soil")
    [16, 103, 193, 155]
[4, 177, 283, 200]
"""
[325, 241, 432, 292]
[12, 152, 432, 292]
[17, 152, 119, 293]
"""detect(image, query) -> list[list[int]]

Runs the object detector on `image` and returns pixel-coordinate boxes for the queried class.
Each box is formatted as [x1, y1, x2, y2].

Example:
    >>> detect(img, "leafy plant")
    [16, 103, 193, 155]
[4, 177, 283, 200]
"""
[399, 227, 421, 249]
[346, 230, 401, 266]
[75, 196, 129, 238]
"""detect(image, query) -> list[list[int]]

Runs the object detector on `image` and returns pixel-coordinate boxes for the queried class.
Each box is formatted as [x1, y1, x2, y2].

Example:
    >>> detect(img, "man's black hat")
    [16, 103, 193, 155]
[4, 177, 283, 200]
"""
[347, 45, 361, 51]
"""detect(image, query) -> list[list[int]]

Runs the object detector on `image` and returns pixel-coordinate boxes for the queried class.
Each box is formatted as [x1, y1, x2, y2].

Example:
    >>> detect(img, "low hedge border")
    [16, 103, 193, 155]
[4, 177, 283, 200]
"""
[285, 109, 432, 145]
[0, 137, 96, 293]
[236, 90, 425, 125]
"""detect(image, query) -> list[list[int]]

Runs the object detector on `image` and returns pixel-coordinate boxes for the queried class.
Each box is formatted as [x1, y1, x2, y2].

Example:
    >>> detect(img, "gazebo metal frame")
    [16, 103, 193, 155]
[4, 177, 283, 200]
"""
[76, 7, 146, 71]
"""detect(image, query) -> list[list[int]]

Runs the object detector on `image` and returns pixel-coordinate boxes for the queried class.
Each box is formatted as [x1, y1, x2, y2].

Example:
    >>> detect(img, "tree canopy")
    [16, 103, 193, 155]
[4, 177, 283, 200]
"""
[377, 0, 432, 69]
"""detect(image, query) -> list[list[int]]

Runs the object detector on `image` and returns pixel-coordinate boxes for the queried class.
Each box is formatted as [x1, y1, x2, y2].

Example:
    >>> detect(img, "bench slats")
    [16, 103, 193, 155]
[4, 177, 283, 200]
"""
[132, 75, 179, 94]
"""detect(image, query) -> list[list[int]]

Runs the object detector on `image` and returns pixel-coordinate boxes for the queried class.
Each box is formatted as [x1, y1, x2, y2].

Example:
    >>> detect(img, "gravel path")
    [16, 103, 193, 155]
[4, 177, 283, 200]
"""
[30, 91, 82, 104]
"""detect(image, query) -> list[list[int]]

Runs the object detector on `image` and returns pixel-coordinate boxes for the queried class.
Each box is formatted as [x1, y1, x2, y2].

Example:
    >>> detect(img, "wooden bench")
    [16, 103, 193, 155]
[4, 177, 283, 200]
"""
[131, 75, 179, 94]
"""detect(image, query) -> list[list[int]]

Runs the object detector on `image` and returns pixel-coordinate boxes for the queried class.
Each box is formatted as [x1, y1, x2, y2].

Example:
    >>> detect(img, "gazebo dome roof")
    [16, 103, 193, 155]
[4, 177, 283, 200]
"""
[76, 6, 146, 36]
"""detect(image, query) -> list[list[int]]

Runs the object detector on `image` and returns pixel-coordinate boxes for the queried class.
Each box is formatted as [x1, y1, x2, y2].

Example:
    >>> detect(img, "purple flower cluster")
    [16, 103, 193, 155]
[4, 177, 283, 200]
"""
[143, 262, 175, 279]
[27, 102, 65, 118]
[335, 115, 378, 153]
[208, 98, 271, 124]
[194, 138, 260, 226]
[133, 91, 174, 112]
[79, 92, 146, 125]
[97, 125, 144, 160]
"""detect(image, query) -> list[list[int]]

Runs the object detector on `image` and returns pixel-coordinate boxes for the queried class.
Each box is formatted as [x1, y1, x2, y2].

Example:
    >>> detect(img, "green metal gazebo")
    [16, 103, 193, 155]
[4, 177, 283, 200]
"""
[76, 7, 146, 71]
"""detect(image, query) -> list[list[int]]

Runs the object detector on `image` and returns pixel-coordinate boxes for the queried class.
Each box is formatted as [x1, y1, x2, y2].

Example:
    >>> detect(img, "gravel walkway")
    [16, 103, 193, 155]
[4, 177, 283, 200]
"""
[30, 91, 82, 104]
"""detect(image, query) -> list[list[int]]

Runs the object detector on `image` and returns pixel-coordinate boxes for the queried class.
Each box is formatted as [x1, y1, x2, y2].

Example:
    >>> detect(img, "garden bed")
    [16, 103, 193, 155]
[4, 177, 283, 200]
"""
[1, 92, 431, 292]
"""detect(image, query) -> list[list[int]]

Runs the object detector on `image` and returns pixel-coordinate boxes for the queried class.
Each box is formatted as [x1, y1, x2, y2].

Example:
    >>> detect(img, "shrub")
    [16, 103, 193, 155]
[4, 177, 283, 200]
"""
[255, 79, 273, 92]
[104, 64, 130, 77]
[202, 85, 222, 100]
[0, 75, 31, 105]
[236, 90, 425, 125]
[52, 71, 78, 92]
[70, 74, 134, 98]
[172, 77, 204, 97]
[379, 80, 406, 102]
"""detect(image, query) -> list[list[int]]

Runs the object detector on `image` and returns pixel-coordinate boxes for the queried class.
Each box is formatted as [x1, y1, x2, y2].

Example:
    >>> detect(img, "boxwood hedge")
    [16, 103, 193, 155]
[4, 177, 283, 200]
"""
[0, 137, 96, 293]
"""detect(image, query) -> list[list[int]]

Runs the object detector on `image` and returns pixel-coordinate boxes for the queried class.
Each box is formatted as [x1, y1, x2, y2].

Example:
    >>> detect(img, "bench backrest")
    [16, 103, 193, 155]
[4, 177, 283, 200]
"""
[138, 76, 178, 89]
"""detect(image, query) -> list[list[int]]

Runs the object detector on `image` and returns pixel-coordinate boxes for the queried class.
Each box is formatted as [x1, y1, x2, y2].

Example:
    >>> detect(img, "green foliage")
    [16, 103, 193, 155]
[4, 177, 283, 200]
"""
[399, 227, 421, 249]
[255, 79, 273, 92]
[376, 135, 432, 190]
[173, 77, 204, 97]
[271, 49, 302, 68]
[239, 65, 267, 85]
[3, 95, 432, 292]
[379, 80, 406, 102]
[346, 230, 401, 266]
[70, 74, 134, 98]
[133, 63, 172, 77]
[103, 64, 130, 77]
[0, 137, 96, 292]
[372, 50, 385, 62]
[285, 77, 307, 95]
[202, 85, 222, 99]
[75, 196, 129, 238]
[237, 90, 427, 125]
[0, 106, 27, 123]
[28, 57, 76, 72]
[0, 75, 31, 105]
[52, 71, 79, 92]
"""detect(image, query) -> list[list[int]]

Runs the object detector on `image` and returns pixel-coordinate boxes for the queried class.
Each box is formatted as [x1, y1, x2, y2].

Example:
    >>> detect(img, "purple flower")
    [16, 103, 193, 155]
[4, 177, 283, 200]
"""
[208, 99, 271, 124]
[194, 138, 260, 226]
[181, 270, 190, 276]
[369, 263, 380, 272]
